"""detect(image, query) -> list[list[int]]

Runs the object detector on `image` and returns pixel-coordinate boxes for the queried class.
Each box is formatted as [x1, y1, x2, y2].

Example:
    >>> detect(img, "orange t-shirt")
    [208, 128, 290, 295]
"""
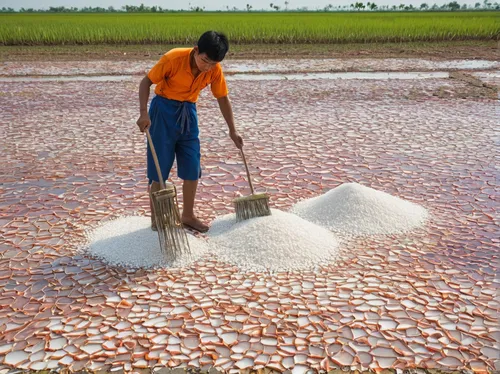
[147, 48, 228, 103]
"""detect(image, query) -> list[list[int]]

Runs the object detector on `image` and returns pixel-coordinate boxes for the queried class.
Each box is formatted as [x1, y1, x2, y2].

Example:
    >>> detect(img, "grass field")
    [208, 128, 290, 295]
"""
[0, 12, 498, 45]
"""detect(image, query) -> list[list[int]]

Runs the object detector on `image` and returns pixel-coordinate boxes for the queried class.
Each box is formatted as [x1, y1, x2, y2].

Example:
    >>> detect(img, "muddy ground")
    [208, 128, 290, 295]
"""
[0, 40, 498, 62]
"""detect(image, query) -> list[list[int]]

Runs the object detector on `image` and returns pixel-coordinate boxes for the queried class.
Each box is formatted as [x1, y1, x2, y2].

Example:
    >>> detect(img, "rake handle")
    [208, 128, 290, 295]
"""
[240, 148, 255, 195]
[146, 129, 166, 190]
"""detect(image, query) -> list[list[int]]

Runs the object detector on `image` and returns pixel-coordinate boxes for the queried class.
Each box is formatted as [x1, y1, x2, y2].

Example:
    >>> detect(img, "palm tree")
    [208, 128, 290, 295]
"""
[355, 2, 365, 10]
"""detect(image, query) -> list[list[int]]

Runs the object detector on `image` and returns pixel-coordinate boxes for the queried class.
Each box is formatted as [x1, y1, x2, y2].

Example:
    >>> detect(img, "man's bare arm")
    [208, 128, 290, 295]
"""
[217, 95, 243, 149]
[137, 76, 153, 132]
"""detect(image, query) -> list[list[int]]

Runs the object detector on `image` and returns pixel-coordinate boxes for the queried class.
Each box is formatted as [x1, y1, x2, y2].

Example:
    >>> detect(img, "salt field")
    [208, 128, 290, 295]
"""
[0, 58, 498, 372]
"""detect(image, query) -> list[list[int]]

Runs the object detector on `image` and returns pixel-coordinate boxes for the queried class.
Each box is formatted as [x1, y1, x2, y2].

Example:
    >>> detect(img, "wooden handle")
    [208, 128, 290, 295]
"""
[240, 148, 255, 195]
[146, 129, 166, 190]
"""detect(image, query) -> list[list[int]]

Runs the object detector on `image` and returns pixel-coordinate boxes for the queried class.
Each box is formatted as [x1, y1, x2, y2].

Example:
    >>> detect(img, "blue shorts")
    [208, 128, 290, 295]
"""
[147, 95, 202, 183]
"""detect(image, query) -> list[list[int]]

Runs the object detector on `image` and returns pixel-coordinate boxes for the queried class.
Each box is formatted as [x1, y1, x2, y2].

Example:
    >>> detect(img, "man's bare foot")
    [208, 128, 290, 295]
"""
[182, 215, 209, 233]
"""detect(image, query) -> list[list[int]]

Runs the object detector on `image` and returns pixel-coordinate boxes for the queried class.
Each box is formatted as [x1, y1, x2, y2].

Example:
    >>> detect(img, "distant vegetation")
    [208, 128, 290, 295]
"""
[0, 11, 498, 45]
[1, 0, 499, 12]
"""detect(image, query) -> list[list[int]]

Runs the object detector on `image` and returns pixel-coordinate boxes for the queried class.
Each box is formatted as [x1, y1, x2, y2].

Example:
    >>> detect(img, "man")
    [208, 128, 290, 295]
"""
[136, 30, 243, 233]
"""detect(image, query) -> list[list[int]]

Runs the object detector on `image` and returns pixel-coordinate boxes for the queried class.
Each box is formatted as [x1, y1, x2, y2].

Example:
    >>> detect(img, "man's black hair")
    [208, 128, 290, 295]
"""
[197, 31, 229, 62]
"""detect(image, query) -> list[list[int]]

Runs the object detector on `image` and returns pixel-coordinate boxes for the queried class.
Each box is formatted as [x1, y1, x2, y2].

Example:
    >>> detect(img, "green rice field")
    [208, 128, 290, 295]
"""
[0, 12, 498, 45]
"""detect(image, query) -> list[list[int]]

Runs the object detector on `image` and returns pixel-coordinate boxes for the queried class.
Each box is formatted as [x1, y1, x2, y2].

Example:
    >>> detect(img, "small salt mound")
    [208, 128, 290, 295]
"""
[292, 182, 428, 236]
[208, 209, 340, 272]
[85, 216, 208, 269]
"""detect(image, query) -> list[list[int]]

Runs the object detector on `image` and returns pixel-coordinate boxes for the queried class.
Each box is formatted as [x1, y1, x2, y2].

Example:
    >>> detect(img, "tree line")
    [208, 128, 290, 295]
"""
[1, 0, 498, 12]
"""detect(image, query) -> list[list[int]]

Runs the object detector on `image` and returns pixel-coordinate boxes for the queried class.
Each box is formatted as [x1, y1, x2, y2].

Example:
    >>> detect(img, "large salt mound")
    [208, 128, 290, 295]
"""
[85, 216, 209, 269]
[208, 209, 340, 272]
[292, 182, 429, 236]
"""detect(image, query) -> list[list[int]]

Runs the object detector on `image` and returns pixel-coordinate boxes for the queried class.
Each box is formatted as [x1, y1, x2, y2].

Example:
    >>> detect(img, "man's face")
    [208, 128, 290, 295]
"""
[194, 47, 217, 72]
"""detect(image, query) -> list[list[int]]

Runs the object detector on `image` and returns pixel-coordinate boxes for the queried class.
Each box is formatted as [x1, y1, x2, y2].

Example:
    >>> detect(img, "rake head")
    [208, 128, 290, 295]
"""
[151, 185, 190, 261]
[234, 193, 271, 222]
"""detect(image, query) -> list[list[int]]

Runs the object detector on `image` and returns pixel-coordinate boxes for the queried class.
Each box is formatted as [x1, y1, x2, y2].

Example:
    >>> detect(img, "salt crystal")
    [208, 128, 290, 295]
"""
[80, 344, 102, 355]
[208, 209, 340, 272]
[235, 358, 254, 369]
[48, 338, 67, 351]
[292, 182, 428, 235]
[5, 351, 29, 366]
[84, 216, 209, 269]
[221, 332, 238, 345]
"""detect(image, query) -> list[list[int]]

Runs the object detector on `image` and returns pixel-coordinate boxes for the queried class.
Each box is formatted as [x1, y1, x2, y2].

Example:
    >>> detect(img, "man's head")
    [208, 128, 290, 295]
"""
[193, 31, 229, 72]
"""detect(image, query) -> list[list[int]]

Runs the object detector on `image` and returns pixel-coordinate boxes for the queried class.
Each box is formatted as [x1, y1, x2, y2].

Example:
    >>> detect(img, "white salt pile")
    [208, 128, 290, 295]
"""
[292, 182, 429, 236]
[208, 209, 340, 272]
[85, 216, 209, 269]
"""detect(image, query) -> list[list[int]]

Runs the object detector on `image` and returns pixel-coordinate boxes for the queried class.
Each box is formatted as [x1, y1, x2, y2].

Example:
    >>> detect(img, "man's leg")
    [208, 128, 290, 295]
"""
[181, 179, 209, 233]
[175, 103, 207, 232]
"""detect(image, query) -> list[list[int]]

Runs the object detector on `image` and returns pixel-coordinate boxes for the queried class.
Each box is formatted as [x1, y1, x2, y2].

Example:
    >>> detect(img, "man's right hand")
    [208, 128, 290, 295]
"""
[136, 113, 151, 133]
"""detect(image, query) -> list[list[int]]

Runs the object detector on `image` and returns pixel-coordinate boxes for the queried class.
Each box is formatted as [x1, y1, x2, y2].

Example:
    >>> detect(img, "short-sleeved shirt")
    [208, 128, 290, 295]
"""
[147, 48, 228, 103]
